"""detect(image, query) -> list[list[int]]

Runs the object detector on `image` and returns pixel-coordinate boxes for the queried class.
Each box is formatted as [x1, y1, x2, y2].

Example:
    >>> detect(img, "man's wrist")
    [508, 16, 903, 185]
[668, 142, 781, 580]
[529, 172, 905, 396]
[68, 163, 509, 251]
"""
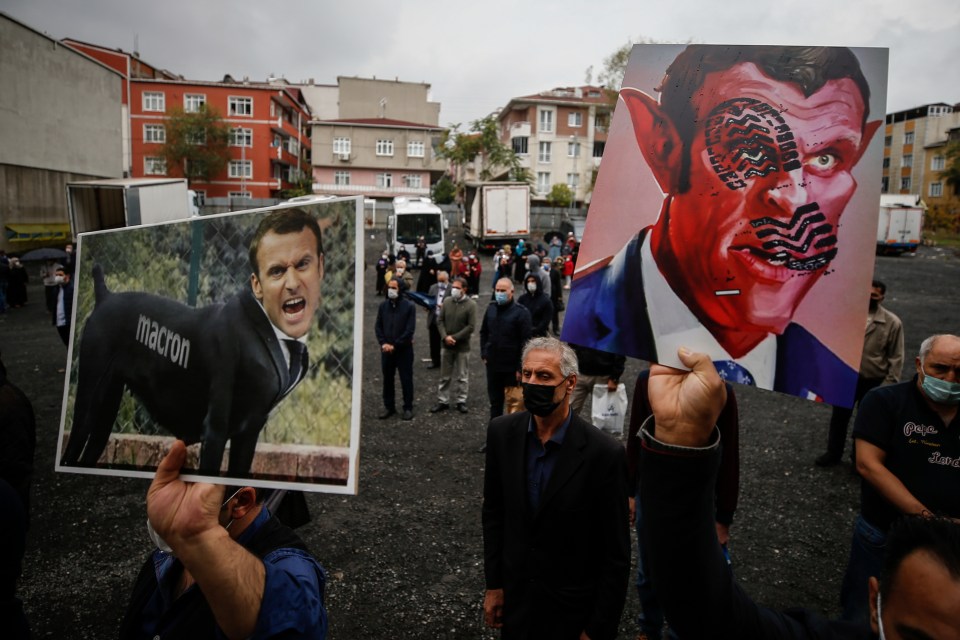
[640, 415, 720, 454]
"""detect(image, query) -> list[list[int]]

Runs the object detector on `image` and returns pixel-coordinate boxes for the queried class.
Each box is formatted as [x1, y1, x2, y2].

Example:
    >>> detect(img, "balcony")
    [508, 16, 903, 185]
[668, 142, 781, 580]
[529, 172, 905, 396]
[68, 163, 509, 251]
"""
[311, 183, 430, 197]
[510, 121, 531, 138]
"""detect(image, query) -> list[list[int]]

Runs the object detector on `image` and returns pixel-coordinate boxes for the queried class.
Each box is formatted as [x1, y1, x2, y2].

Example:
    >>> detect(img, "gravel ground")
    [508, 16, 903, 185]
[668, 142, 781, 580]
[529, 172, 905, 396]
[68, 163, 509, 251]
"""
[4, 231, 959, 639]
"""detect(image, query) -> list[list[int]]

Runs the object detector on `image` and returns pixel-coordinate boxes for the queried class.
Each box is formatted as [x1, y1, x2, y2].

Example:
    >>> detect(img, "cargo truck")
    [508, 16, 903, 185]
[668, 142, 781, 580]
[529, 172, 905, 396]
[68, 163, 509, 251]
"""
[463, 182, 530, 251]
[66, 178, 198, 237]
[876, 194, 924, 255]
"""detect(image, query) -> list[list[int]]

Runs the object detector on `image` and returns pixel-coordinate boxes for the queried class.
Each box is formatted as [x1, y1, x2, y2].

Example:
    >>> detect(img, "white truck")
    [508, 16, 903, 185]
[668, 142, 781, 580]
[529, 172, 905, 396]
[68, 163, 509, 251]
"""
[463, 182, 530, 251]
[389, 196, 447, 258]
[876, 194, 925, 255]
[66, 178, 199, 237]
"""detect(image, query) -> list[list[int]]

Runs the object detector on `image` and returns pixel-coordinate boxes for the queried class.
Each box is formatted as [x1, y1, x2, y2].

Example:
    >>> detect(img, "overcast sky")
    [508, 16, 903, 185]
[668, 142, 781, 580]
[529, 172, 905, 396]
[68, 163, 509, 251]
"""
[5, 0, 958, 126]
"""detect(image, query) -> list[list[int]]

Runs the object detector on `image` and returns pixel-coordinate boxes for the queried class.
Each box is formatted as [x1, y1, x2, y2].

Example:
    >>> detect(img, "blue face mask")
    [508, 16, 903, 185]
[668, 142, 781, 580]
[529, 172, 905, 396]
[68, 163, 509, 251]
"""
[921, 367, 960, 405]
[495, 292, 509, 305]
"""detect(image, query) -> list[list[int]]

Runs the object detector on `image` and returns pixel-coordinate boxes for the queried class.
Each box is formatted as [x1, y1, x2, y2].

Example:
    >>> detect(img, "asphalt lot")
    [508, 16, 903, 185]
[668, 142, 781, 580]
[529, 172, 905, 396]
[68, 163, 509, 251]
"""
[3, 233, 959, 639]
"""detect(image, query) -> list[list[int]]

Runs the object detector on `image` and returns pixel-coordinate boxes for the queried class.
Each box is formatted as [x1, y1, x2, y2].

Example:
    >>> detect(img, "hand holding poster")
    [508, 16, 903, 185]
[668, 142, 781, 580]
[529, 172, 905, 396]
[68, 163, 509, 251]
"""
[561, 45, 888, 408]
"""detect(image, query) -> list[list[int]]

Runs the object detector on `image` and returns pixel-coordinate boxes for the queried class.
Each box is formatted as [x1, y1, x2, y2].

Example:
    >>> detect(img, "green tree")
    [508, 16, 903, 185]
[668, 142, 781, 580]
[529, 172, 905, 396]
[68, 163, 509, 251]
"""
[161, 105, 230, 184]
[437, 115, 525, 200]
[593, 36, 693, 93]
[280, 174, 314, 199]
[545, 183, 573, 208]
[431, 174, 457, 204]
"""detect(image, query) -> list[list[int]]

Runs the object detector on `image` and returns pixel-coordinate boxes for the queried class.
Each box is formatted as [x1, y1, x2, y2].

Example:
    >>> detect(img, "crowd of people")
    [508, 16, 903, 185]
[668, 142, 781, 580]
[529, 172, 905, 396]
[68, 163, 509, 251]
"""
[4, 226, 959, 640]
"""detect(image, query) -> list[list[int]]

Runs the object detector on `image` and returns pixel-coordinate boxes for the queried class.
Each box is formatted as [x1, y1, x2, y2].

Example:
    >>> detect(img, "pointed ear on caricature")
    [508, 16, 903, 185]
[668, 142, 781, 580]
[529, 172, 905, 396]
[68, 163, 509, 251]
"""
[853, 119, 882, 166]
[620, 87, 684, 193]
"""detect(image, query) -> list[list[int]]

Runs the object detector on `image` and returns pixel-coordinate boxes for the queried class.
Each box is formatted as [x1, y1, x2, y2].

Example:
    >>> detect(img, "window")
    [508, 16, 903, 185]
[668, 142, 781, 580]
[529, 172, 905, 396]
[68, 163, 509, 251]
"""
[593, 141, 606, 157]
[144, 157, 167, 175]
[228, 191, 251, 199]
[539, 109, 554, 133]
[882, 157, 890, 168]
[566, 173, 579, 189]
[228, 160, 252, 179]
[538, 141, 552, 163]
[537, 172, 550, 194]
[900, 177, 911, 191]
[932, 155, 946, 171]
[568, 112, 582, 127]
[376, 173, 393, 188]
[184, 94, 206, 113]
[143, 91, 165, 112]
[930, 182, 943, 197]
[904, 131, 914, 145]
[144, 124, 165, 144]
[229, 127, 252, 147]
[228, 96, 253, 117]
[902, 155, 912, 168]
[333, 137, 351, 155]
[881, 177, 889, 193]
[376, 139, 394, 156]
[404, 175, 423, 188]
[187, 130, 206, 145]
[407, 140, 425, 158]
[512, 137, 528, 155]
[334, 171, 350, 186]
[883, 135, 892, 147]
[192, 190, 206, 206]
[567, 142, 581, 158]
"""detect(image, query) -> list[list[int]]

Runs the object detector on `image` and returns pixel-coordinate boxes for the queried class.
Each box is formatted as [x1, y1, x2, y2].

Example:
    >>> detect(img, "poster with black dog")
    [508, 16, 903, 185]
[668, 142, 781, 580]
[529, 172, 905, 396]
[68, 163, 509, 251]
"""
[55, 197, 362, 494]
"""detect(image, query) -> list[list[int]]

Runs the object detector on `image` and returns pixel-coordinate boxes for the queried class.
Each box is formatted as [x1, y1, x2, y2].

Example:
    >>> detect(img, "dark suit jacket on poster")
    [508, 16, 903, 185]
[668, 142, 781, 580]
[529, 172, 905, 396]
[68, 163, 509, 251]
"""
[76, 288, 305, 459]
[562, 230, 857, 406]
[482, 411, 630, 640]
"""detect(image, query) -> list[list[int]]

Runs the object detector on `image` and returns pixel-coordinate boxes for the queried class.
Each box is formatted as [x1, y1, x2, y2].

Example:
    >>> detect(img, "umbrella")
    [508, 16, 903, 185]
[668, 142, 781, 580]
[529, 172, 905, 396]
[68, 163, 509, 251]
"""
[19, 248, 68, 261]
[543, 231, 563, 243]
[404, 291, 434, 310]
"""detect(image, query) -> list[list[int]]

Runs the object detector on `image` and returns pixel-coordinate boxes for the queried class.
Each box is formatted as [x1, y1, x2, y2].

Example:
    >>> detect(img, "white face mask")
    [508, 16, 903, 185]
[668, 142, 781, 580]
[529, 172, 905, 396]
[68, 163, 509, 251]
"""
[876, 593, 887, 640]
[396, 267, 404, 275]
[387, 288, 399, 299]
[54, 275, 65, 285]
[451, 287, 463, 300]
[526, 282, 537, 293]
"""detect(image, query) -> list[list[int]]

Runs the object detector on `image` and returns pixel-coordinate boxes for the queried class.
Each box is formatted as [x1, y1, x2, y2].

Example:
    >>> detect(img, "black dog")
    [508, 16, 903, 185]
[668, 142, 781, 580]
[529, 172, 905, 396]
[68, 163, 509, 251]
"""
[60, 265, 306, 476]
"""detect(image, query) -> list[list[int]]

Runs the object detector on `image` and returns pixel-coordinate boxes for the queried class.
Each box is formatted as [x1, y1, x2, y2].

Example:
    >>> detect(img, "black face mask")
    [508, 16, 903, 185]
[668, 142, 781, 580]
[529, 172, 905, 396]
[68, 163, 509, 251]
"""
[868, 298, 880, 312]
[522, 378, 568, 417]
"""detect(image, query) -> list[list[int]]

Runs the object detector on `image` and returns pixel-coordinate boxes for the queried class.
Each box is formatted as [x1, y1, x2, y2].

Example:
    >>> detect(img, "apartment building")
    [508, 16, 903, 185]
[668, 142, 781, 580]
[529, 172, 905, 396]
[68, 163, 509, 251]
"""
[882, 102, 960, 196]
[310, 77, 445, 199]
[129, 78, 313, 202]
[922, 124, 960, 225]
[498, 86, 613, 204]
[64, 41, 313, 202]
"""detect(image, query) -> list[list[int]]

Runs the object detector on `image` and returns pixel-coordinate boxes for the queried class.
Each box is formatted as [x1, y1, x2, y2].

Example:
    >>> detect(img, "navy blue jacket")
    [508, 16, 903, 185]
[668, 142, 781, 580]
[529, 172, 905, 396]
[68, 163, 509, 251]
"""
[375, 297, 416, 348]
[480, 300, 532, 373]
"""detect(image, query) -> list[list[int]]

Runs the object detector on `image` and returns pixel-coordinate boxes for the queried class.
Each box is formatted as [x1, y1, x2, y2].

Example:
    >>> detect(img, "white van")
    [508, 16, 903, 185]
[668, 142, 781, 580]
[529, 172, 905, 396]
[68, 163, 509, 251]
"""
[389, 197, 446, 258]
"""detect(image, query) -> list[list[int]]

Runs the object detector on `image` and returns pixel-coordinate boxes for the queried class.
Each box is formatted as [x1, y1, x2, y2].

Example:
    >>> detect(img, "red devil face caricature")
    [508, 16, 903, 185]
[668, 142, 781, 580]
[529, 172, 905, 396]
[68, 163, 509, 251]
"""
[622, 61, 878, 357]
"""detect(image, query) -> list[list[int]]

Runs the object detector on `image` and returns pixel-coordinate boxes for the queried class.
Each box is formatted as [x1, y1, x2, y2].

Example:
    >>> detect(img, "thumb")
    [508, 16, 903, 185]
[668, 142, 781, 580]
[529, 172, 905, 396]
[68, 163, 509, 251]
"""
[677, 346, 715, 376]
[154, 439, 187, 485]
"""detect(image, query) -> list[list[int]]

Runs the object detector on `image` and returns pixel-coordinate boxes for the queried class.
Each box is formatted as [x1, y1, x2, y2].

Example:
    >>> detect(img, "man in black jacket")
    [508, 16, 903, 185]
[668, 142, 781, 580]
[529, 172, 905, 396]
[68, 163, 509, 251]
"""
[640, 347, 960, 640]
[375, 278, 417, 420]
[482, 336, 630, 639]
[480, 278, 532, 420]
[517, 274, 552, 338]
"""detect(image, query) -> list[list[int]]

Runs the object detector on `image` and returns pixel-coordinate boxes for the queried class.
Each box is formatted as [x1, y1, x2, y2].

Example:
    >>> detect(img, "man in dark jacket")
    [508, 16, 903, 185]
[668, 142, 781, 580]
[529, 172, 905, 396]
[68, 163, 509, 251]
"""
[548, 258, 564, 335]
[53, 264, 74, 346]
[480, 278, 532, 420]
[640, 347, 960, 640]
[482, 336, 630, 639]
[517, 274, 552, 338]
[375, 278, 417, 420]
